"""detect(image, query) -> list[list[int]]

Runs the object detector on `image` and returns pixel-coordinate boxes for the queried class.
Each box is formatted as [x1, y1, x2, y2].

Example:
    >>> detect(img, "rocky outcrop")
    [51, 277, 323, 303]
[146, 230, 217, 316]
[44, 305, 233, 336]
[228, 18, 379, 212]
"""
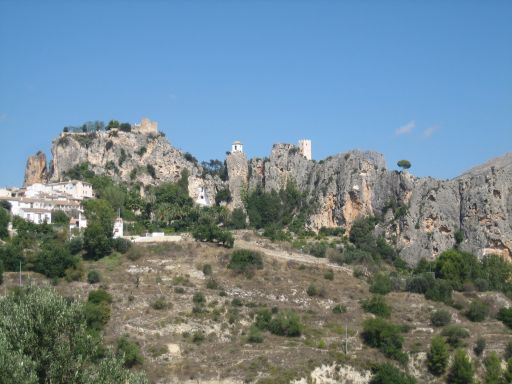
[24, 151, 48, 186]
[42, 123, 512, 264]
[246, 144, 512, 264]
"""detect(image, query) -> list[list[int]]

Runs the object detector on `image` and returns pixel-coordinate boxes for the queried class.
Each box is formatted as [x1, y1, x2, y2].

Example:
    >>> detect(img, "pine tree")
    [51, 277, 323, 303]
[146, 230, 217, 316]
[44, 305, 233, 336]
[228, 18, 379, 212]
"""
[447, 349, 474, 384]
[427, 335, 449, 376]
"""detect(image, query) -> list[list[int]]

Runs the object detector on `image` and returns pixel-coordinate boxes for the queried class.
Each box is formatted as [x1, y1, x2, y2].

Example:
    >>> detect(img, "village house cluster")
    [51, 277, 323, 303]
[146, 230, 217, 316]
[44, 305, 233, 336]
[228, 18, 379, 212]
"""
[0, 180, 93, 230]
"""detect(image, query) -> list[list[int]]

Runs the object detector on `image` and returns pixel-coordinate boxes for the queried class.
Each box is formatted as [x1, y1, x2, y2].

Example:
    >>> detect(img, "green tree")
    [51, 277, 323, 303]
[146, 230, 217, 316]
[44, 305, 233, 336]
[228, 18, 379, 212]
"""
[83, 199, 115, 259]
[370, 273, 393, 295]
[503, 358, 512, 383]
[0, 207, 9, 239]
[427, 336, 449, 376]
[361, 295, 391, 318]
[33, 242, 78, 279]
[229, 208, 247, 229]
[483, 352, 502, 384]
[51, 210, 69, 225]
[447, 349, 474, 384]
[362, 317, 406, 363]
[397, 159, 411, 171]
[370, 363, 416, 384]
[0, 286, 147, 383]
[435, 249, 480, 290]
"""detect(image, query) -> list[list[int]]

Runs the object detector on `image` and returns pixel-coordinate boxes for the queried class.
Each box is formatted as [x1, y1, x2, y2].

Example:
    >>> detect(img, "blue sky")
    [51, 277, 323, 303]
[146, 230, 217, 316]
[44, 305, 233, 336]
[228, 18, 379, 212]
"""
[0, 0, 511, 186]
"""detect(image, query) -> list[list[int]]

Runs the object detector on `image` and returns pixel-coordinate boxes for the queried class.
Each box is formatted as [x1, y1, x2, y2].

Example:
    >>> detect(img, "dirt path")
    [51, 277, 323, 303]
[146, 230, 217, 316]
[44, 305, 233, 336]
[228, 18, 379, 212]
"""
[233, 238, 353, 275]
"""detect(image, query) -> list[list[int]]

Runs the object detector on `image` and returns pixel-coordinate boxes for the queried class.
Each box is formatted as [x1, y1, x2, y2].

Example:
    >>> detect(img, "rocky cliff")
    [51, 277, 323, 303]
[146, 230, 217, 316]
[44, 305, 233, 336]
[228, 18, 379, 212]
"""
[27, 123, 512, 264]
[24, 151, 48, 186]
[248, 144, 512, 264]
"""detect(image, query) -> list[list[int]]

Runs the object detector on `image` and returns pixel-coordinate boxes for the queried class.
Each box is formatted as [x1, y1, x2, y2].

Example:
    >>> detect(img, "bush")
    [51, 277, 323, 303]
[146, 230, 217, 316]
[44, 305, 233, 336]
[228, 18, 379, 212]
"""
[474, 336, 486, 356]
[427, 336, 449, 376]
[465, 300, 489, 322]
[406, 273, 435, 294]
[68, 237, 83, 255]
[361, 295, 391, 318]
[447, 349, 474, 384]
[268, 310, 302, 337]
[430, 309, 451, 327]
[112, 238, 131, 254]
[229, 208, 247, 229]
[254, 309, 272, 330]
[497, 307, 512, 329]
[116, 335, 143, 368]
[332, 304, 347, 314]
[87, 270, 101, 284]
[370, 273, 393, 295]
[192, 292, 206, 305]
[192, 224, 234, 248]
[306, 283, 326, 298]
[88, 288, 112, 304]
[323, 269, 334, 280]
[227, 249, 263, 277]
[435, 249, 480, 291]
[370, 363, 416, 384]
[202, 264, 212, 276]
[483, 352, 502, 384]
[424, 279, 452, 303]
[318, 227, 345, 237]
[146, 164, 157, 179]
[362, 317, 406, 363]
[33, 242, 78, 279]
[441, 325, 470, 347]
[85, 301, 111, 330]
[51, 210, 69, 225]
[247, 325, 263, 343]
[151, 296, 169, 310]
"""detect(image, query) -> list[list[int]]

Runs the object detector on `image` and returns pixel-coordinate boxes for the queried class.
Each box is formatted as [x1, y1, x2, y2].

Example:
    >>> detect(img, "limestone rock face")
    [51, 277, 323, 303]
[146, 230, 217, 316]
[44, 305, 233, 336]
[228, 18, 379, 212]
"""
[248, 144, 512, 264]
[50, 131, 203, 186]
[24, 151, 48, 186]
[226, 152, 248, 209]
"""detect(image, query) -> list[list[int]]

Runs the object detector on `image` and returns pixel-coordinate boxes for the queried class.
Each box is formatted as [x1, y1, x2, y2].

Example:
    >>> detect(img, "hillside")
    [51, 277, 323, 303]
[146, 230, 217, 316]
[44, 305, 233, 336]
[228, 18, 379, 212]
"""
[3, 233, 512, 383]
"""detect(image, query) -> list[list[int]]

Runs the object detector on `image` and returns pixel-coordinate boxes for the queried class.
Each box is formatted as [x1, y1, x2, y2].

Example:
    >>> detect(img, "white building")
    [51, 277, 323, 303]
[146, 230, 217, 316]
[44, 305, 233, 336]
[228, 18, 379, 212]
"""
[25, 180, 94, 200]
[298, 139, 312, 160]
[0, 179, 92, 228]
[195, 186, 211, 207]
[113, 217, 124, 238]
[231, 140, 243, 153]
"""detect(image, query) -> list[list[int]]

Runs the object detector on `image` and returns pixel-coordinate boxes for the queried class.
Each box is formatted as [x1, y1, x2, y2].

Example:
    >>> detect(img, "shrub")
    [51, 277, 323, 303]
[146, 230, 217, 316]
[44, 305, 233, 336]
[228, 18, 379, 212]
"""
[192, 292, 206, 306]
[332, 304, 347, 314]
[51, 210, 69, 225]
[247, 325, 263, 343]
[87, 270, 101, 284]
[361, 295, 391, 318]
[497, 307, 512, 329]
[67, 237, 83, 255]
[192, 331, 205, 344]
[33, 242, 79, 279]
[435, 249, 480, 291]
[88, 289, 112, 304]
[362, 317, 406, 363]
[306, 283, 326, 298]
[116, 335, 143, 368]
[441, 325, 470, 347]
[474, 336, 486, 356]
[447, 349, 474, 384]
[229, 208, 247, 229]
[323, 269, 334, 281]
[254, 308, 272, 330]
[370, 273, 393, 295]
[85, 301, 111, 330]
[146, 164, 157, 179]
[192, 224, 234, 248]
[430, 309, 451, 327]
[318, 227, 345, 237]
[427, 336, 449, 376]
[202, 264, 212, 275]
[227, 249, 263, 277]
[268, 310, 302, 337]
[406, 273, 435, 294]
[483, 352, 502, 384]
[370, 363, 416, 384]
[151, 296, 169, 310]
[465, 300, 489, 322]
[112, 238, 131, 254]
[206, 279, 218, 290]
[424, 279, 453, 303]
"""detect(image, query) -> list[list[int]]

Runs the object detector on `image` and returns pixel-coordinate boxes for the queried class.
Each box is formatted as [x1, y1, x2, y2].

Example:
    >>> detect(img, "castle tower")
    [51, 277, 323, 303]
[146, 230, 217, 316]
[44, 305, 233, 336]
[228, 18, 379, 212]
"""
[298, 139, 312, 160]
[231, 140, 243, 153]
[133, 118, 158, 134]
